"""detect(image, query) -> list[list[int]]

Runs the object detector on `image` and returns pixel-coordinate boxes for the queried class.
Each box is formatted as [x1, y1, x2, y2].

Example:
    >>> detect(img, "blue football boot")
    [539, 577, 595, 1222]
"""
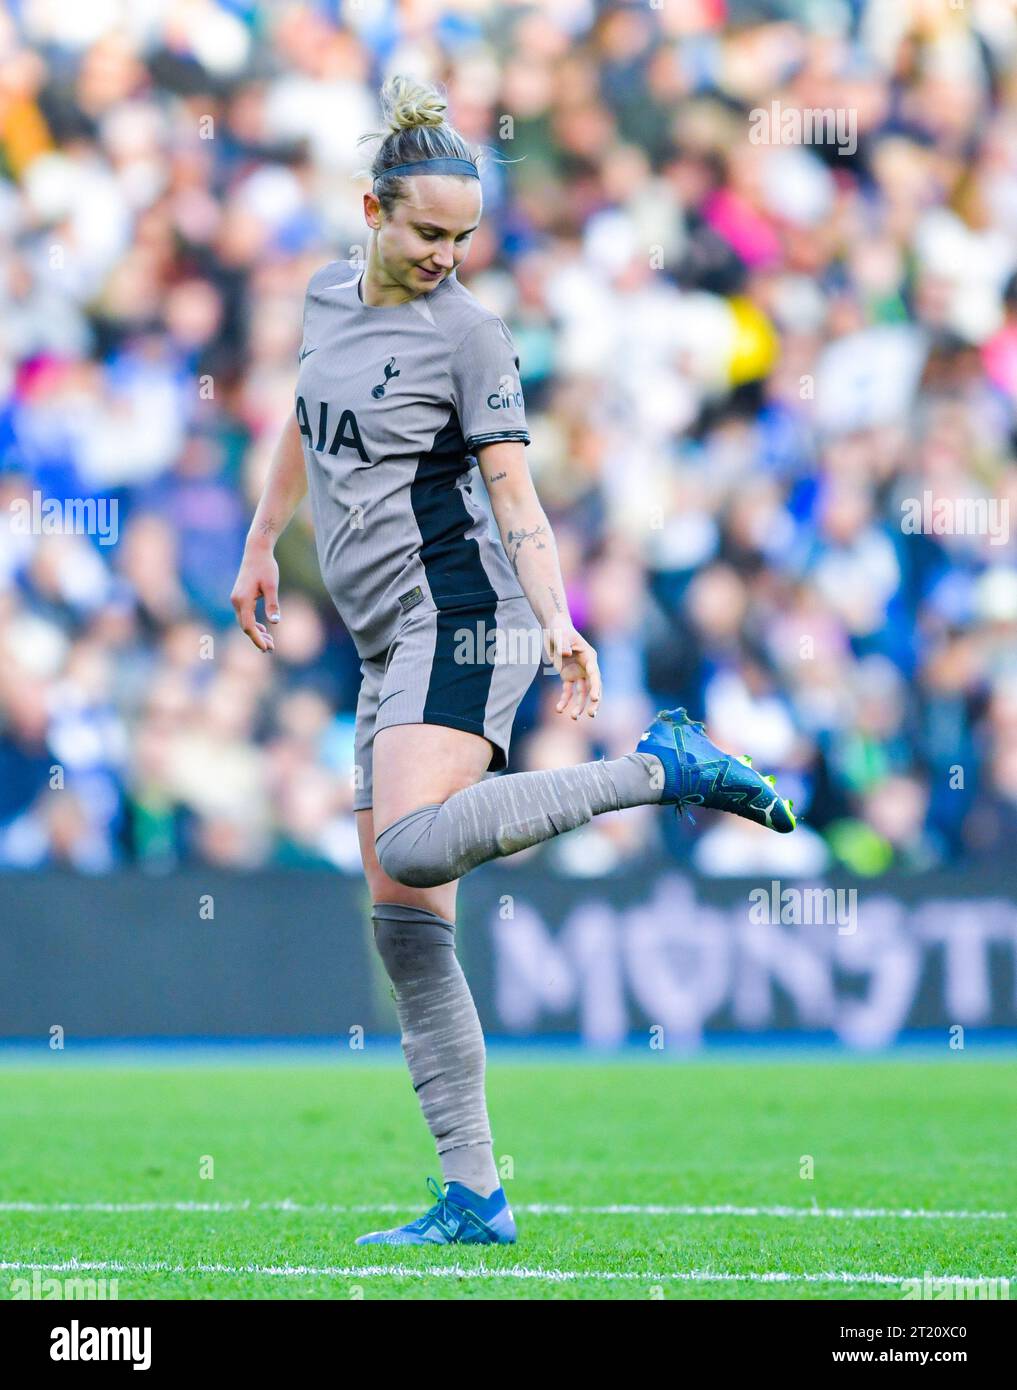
[355, 1177, 517, 1246]
[639, 707, 796, 833]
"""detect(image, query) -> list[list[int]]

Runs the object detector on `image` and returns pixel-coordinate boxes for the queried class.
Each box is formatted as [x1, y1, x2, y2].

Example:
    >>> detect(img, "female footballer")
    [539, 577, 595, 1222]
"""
[231, 75, 795, 1247]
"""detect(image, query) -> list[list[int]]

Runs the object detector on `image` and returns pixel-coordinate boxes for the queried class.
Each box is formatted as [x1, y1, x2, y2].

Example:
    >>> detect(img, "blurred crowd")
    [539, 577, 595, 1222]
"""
[1, 0, 1016, 878]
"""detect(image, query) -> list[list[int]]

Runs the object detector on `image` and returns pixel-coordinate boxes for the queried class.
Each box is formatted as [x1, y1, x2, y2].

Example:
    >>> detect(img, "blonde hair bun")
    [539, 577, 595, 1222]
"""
[381, 75, 447, 133]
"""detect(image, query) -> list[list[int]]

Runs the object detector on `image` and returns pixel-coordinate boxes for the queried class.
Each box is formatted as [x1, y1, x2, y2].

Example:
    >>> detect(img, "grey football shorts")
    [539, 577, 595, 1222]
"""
[352, 594, 544, 812]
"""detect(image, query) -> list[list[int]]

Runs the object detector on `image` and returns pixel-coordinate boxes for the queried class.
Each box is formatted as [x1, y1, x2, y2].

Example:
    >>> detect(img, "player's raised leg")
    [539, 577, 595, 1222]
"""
[373, 711, 795, 891]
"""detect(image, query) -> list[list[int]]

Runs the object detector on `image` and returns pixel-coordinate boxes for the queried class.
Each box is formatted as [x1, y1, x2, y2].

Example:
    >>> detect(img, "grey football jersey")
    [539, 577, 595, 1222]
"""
[295, 259, 531, 659]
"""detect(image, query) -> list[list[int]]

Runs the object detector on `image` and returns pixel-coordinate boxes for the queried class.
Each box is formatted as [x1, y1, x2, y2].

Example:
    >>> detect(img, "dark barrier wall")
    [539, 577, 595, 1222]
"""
[2, 864, 1016, 1047]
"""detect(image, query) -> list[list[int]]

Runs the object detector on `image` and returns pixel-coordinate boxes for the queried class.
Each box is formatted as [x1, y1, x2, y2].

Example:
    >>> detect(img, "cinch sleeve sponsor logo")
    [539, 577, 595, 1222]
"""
[486, 384, 524, 409]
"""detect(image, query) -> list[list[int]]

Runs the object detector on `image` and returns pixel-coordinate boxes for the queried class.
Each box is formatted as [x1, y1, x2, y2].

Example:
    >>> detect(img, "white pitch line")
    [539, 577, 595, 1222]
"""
[0, 1200, 1009, 1220]
[522, 1203, 1012, 1220]
[0, 1259, 1001, 1286]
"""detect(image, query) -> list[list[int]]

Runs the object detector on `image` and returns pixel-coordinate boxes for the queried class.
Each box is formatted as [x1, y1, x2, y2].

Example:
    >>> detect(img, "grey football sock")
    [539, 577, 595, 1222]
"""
[371, 902, 500, 1198]
[375, 752, 663, 889]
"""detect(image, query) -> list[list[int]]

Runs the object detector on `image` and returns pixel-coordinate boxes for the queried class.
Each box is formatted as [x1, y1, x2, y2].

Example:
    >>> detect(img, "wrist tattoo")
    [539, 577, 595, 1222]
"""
[488, 471, 507, 483]
[548, 585, 564, 613]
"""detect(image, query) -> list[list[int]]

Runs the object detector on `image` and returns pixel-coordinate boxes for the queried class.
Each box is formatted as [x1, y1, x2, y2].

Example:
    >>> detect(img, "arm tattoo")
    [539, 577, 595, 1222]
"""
[487, 470, 507, 483]
[506, 524, 547, 572]
[256, 518, 278, 540]
[548, 586, 564, 613]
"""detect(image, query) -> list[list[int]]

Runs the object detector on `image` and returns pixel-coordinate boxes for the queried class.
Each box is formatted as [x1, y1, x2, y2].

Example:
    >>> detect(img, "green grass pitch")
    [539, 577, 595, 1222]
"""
[1, 1053, 1014, 1300]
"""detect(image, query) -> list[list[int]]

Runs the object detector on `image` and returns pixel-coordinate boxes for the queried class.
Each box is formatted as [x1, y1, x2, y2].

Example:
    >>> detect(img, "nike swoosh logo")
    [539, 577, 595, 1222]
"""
[377, 689, 406, 710]
[299, 346, 317, 361]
